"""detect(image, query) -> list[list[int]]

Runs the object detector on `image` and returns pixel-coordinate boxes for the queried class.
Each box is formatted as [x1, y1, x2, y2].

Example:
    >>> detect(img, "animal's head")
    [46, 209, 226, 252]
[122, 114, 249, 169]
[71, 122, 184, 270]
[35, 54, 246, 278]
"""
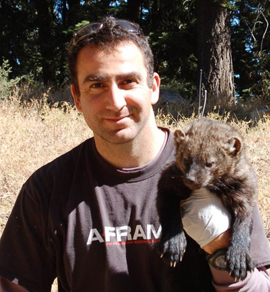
[174, 119, 243, 190]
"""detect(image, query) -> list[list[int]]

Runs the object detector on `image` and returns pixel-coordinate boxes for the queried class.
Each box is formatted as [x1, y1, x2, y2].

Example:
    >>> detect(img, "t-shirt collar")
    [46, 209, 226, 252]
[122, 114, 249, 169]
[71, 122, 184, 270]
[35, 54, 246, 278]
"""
[90, 127, 175, 182]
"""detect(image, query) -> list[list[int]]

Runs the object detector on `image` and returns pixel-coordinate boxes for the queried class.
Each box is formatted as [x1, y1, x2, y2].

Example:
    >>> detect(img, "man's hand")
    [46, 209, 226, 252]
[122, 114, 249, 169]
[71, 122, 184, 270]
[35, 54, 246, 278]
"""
[203, 229, 232, 254]
[180, 188, 232, 253]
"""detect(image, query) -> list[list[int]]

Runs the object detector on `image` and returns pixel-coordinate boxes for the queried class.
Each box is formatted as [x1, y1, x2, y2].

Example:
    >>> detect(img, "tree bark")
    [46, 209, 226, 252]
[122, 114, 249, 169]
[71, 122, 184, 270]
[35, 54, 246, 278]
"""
[197, 0, 235, 110]
[36, 0, 54, 85]
[127, 0, 142, 23]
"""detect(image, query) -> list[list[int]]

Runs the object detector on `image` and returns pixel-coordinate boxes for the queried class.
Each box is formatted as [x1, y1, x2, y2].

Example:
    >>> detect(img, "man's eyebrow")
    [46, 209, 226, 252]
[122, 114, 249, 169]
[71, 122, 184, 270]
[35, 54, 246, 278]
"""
[82, 72, 142, 85]
[117, 72, 142, 81]
[83, 74, 107, 85]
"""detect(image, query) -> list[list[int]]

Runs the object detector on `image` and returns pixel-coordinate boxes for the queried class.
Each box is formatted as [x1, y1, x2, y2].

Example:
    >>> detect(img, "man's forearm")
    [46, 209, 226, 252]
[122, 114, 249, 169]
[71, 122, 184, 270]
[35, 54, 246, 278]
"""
[202, 229, 232, 255]
[210, 266, 270, 292]
[0, 277, 30, 292]
[202, 230, 270, 291]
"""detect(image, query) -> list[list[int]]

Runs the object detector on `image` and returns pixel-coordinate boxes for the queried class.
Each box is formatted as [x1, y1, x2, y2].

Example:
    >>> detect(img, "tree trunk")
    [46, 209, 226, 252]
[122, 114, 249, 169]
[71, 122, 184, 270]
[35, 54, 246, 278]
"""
[127, 0, 142, 23]
[197, 0, 235, 110]
[36, 0, 54, 85]
[67, 0, 81, 26]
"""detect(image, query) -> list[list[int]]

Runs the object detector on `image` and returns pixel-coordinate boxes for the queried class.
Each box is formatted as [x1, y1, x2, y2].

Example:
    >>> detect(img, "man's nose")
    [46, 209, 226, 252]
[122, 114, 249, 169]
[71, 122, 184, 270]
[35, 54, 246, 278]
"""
[106, 83, 127, 111]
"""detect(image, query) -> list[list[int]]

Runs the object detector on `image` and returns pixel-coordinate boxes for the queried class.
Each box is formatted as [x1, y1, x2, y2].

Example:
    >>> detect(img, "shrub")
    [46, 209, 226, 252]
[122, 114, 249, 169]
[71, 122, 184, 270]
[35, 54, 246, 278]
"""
[0, 60, 22, 99]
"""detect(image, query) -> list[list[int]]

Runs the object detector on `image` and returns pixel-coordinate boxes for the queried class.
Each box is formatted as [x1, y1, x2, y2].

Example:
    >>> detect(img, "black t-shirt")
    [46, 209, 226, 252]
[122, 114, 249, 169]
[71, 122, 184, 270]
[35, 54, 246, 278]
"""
[0, 128, 269, 292]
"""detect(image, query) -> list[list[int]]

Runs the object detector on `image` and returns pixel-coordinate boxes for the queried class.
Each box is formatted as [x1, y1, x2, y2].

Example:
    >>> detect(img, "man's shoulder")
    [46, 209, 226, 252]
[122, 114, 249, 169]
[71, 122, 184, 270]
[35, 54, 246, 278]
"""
[45, 138, 92, 169]
[26, 138, 93, 187]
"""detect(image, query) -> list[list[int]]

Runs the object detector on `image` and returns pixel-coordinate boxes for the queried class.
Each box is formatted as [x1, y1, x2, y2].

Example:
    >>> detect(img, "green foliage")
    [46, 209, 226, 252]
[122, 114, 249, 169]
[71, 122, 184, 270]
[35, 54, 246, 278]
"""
[148, 0, 198, 101]
[0, 60, 22, 99]
[1, 0, 270, 106]
[251, 52, 270, 100]
[220, 0, 241, 10]
[231, 0, 270, 103]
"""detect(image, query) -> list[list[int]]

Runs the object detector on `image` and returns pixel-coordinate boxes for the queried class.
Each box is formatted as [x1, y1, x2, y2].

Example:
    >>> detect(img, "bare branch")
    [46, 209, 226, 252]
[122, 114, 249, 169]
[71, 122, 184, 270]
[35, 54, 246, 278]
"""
[260, 11, 269, 53]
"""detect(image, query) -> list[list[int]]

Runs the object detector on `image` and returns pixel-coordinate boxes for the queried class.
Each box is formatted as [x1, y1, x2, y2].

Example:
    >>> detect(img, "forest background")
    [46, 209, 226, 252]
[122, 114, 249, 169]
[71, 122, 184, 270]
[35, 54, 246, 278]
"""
[1, 1, 270, 287]
[1, 0, 270, 113]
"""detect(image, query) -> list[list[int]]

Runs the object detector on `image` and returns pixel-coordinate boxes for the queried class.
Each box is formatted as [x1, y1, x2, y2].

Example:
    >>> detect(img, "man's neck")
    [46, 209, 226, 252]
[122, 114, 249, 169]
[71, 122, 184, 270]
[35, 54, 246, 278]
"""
[94, 126, 166, 169]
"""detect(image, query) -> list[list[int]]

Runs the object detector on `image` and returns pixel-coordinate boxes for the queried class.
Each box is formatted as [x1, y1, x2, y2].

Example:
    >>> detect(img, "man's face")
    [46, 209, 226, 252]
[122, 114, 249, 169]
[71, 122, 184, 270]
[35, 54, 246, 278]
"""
[71, 42, 160, 146]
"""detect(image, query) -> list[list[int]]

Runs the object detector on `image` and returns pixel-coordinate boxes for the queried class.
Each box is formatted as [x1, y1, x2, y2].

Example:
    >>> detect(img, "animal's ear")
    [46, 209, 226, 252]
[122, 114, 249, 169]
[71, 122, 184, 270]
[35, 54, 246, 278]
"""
[174, 129, 186, 147]
[226, 136, 242, 156]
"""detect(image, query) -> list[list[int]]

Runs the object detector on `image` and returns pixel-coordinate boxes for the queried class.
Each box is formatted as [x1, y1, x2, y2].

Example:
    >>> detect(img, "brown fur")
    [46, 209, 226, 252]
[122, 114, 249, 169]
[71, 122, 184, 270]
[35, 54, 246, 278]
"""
[157, 118, 257, 281]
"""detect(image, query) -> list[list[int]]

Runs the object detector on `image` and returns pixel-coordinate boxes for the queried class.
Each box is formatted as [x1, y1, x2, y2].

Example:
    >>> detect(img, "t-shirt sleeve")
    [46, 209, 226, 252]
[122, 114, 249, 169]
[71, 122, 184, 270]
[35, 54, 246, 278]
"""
[250, 204, 270, 268]
[209, 204, 270, 291]
[210, 266, 270, 291]
[0, 179, 56, 292]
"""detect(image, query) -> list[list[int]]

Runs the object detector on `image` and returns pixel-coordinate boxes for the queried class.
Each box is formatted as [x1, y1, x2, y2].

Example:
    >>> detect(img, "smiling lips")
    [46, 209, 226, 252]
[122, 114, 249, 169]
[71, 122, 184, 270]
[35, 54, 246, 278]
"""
[104, 111, 133, 121]
[104, 114, 132, 125]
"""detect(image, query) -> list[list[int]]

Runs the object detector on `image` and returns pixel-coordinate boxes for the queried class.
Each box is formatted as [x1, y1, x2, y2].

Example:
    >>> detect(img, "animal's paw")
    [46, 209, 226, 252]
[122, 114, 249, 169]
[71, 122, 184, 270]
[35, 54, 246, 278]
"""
[226, 245, 255, 280]
[158, 232, 187, 267]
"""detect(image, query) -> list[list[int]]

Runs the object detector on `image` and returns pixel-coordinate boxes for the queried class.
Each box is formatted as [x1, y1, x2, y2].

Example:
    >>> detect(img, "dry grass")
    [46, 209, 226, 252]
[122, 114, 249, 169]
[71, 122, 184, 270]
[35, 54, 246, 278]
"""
[157, 110, 270, 237]
[1, 93, 270, 290]
[0, 96, 92, 233]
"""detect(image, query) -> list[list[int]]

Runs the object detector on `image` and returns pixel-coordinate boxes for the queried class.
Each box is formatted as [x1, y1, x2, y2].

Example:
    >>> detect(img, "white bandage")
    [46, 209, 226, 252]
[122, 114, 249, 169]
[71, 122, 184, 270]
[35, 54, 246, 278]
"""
[180, 188, 231, 248]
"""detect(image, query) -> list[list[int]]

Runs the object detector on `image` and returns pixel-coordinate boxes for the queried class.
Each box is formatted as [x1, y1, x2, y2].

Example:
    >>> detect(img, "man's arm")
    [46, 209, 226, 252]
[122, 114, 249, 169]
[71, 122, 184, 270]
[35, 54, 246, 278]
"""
[181, 189, 270, 291]
[0, 277, 30, 292]
[202, 229, 232, 255]
[203, 231, 270, 291]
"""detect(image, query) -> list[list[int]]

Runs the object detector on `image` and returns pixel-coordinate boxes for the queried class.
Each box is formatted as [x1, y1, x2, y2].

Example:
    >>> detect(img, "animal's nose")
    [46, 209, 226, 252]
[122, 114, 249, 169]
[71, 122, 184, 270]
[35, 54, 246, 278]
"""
[185, 173, 196, 184]
[184, 174, 202, 189]
[185, 177, 195, 185]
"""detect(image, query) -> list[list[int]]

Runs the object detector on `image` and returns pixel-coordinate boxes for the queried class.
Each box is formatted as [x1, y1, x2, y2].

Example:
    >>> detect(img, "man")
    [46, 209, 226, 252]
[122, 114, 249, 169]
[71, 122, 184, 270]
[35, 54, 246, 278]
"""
[0, 17, 269, 292]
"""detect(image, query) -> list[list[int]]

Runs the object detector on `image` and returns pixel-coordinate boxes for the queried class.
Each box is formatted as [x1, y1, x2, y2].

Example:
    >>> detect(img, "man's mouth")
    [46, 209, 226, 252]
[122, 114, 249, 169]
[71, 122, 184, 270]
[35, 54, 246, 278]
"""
[105, 114, 131, 122]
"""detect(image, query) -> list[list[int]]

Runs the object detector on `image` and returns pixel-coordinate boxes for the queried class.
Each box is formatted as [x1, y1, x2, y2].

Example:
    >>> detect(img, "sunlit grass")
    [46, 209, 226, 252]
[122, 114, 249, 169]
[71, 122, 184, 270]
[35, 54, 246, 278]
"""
[1, 90, 270, 290]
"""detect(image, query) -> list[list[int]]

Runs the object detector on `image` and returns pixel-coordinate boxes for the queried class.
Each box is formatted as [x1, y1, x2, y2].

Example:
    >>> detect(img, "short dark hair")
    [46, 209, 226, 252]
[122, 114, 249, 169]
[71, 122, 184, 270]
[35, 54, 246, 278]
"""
[68, 17, 154, 96]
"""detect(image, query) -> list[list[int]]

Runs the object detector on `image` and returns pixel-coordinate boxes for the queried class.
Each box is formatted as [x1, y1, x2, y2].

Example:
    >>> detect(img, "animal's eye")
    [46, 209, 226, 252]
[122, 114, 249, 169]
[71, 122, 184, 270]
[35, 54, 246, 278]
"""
[205, 162, 213, 168]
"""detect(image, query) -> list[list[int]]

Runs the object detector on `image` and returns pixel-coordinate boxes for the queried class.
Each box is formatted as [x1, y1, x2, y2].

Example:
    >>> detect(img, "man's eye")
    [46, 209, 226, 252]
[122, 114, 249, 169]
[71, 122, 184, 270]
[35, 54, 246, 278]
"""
[123, 79, 136, 85]
[91, 83, 103, 88]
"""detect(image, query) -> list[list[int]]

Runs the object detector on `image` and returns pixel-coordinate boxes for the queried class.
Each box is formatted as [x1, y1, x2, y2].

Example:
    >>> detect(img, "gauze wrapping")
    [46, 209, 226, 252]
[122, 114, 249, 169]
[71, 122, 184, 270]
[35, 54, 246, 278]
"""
[180, 188, 231, 248]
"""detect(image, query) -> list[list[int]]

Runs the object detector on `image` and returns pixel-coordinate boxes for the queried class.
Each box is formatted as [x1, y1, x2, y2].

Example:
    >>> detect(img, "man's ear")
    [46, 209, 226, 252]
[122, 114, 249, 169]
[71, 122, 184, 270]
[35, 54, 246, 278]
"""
[151, 72, 161, 105]
[71, 85, 82, 112]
